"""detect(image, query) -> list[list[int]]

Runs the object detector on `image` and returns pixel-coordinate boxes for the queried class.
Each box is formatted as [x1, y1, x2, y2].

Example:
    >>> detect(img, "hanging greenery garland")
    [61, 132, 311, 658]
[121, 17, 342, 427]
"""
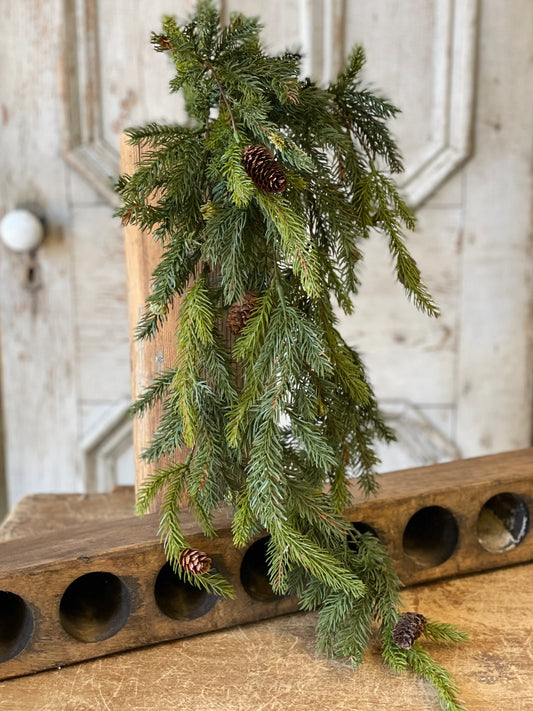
[116, 3, 468, 708]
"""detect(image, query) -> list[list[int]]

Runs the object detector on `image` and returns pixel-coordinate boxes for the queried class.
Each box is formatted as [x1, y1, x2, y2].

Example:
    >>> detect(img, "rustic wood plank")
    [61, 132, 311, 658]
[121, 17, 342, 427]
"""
[1, 449, 533, 680]
[0, 485, 532, 710]
[71, 206, 130, 403]
[120, 135, 189, 496]
[457, 2, 533, 457]
[0, 488, 135, 544]
[0, 0, 79, 509]
[120, 136, 237, 496]
[2, 447, 533, 577]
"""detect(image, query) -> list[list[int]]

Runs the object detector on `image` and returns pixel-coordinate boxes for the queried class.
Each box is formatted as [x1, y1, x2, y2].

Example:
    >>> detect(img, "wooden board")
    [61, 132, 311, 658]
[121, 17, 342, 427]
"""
[0, 488, 136, 544]
[120, 134, 186, 496]
[1, 485, 533, 710]
[1, 449, 533, 680]
[120, 135, 239, 499]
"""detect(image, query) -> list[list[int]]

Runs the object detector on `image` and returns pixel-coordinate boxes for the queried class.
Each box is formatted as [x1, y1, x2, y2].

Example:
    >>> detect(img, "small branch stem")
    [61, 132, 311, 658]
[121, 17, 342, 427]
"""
[204, 60, 237, 133]
[331, 103, 374, 165]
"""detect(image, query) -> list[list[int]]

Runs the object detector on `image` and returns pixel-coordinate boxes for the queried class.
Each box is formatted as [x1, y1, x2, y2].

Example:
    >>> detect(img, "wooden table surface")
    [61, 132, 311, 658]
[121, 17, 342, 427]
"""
[0, 491, 532, 711]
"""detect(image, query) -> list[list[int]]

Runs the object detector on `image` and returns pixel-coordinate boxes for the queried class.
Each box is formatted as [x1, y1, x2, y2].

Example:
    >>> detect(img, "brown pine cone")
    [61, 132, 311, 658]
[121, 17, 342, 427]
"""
[242, 145, 287, 193]
[392, 612, 427, 649]
[178, 548, 211, 575]
[227, 291, 259, 335]
[152, 34, 172, 52]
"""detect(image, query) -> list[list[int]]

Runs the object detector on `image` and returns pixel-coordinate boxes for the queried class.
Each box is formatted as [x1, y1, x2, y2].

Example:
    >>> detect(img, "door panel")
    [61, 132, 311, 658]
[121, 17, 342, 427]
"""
[1, 0, 532, 512]
[0, 0, 79, 509]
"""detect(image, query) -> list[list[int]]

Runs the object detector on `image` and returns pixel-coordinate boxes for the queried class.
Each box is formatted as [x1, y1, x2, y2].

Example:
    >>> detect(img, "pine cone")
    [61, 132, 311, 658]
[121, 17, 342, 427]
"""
[227, 291, 259, 335]
[153, 34, 172, 52]
[178, 548, 211, 575]
[392, 612, 427, 649]
[242, 145, 287, 193]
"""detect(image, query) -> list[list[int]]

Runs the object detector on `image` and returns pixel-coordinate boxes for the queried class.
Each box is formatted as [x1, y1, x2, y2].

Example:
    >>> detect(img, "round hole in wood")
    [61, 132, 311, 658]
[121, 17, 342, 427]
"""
[154, 562, 218, 620]
[476, 492, 529, 553]
[348, 521, 380, 552]
[0, 591, 34, 662]
[402, 506, 459, 568]
[240, 536, 282, 602]
[59, 572, 131, 642]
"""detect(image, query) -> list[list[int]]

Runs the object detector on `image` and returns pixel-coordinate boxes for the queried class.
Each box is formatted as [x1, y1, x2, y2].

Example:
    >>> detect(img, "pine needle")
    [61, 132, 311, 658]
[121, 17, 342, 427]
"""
[117, 4, 467, 709]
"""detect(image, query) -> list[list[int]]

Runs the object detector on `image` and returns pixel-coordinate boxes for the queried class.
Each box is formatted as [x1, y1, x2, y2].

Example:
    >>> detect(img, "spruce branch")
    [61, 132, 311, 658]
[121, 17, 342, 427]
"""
[124, 122, 203, 146]
[135, 464, 185, 517]
[128, 367, 176, 418]
[117, 3, 467, 709]
[405, 646, 468, 711]
[423, 620, 470, 645]
[203, 59, 238, 133]
[140, 396, 185, 462]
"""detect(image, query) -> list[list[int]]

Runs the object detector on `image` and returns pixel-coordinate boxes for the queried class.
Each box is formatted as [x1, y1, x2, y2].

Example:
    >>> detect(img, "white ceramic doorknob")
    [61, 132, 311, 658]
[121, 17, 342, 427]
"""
[0, 209, 45, 252]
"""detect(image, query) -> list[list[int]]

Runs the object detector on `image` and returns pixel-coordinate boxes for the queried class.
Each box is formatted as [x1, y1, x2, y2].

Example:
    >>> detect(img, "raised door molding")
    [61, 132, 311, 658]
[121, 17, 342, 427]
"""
[63, 0, 478, 208]
[303, 0, 479, 207]
[63, 0, 120, 204]
[397, 0, 478, 206]
[80, 400, 134, 492]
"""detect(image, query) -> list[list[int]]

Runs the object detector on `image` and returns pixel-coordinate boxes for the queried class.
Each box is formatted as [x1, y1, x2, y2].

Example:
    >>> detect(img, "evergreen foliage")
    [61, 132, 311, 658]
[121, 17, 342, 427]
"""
[116, 3, 467, 708]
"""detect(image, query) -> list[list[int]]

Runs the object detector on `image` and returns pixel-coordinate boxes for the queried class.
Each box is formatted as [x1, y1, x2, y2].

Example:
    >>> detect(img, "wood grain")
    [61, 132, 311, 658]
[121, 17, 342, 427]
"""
[120, 136, 239, 496]
[2, 0, 533, 513]
[0, 488, 136, 544]
[456, 1, 533, 457]
[71, 206, 130, 403]
[0, 0, 79, 508]
[120, 134, 188, 496]
[1, 449, 533, 680]
[1, 481, 533, 709]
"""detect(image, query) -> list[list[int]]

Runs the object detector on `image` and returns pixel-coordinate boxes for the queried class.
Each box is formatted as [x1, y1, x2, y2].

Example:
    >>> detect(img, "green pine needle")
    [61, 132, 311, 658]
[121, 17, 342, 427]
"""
[405, 646, 468, 711]
[117, 3, 467, 709]
[424, 620, 470, 645]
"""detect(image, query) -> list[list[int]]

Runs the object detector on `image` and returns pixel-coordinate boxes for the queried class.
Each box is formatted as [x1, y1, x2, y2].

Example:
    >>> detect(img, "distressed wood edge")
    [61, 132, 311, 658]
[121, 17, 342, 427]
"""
[2, 447, 533, 575]
[0, 357, 6, 521]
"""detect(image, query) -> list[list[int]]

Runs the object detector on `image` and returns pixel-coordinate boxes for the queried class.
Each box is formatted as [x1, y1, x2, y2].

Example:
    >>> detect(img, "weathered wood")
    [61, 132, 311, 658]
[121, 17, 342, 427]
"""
[3, 0, 533, 510]
[120, 134, 188, 497]
[0, 488, 135, 544]
[0, 499, 296, 680]
[0, 380, 6, 521]
[120, 136, 239, 497]
[1, 449, 533, 680]
[1, 560, 526, 711]
[71, 206, 130, 403]
[0, 0, 79, 508]
[456, 1, 533, 456]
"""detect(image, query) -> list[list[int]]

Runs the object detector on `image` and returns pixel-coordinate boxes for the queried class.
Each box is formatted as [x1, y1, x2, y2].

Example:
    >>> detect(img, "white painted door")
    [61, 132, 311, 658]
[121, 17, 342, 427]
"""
[1, 1, 532, 515]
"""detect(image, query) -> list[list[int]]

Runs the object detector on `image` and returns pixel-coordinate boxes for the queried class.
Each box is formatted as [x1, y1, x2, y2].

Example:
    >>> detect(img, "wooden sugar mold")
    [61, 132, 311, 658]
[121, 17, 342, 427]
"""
[1, 448, 533, 680]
